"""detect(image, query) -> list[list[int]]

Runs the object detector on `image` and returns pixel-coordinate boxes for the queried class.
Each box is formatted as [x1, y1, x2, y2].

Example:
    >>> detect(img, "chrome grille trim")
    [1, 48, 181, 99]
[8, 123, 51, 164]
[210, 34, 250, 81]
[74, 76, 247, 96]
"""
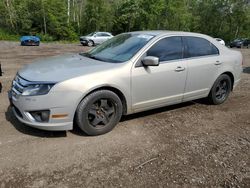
[11, 75, 31, 96]
[12, 87, 21, 95]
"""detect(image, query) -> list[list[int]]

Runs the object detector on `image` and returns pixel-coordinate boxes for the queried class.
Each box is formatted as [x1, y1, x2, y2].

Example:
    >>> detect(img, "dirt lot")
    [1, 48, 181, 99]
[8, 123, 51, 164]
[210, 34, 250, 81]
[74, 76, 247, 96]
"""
[0, 41, 249, 187]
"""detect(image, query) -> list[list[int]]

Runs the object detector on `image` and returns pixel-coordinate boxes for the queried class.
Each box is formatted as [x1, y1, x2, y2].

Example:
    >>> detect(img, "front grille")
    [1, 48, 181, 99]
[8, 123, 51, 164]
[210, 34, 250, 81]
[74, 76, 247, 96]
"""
[11, 75, 30, 98]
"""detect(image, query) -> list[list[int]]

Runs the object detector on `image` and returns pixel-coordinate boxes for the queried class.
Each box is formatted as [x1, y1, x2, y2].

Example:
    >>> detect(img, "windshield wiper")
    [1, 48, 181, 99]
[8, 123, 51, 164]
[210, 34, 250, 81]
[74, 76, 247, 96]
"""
[89, 55, 103, 61]
[79, 52, 121, 63]
[80, 52, 105, 62]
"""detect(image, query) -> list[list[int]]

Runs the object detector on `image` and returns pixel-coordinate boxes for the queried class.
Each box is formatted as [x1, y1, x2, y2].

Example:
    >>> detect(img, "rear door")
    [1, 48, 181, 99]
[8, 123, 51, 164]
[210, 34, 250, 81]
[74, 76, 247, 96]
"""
[182, 36, 221, 101]
[131, 36, 187, 112]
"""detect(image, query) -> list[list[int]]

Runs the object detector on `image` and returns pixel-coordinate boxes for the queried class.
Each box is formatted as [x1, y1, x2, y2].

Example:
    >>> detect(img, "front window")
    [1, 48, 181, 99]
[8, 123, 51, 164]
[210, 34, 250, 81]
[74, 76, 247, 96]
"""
[81, 33, 155, 63]
[147, 37, 183, 62]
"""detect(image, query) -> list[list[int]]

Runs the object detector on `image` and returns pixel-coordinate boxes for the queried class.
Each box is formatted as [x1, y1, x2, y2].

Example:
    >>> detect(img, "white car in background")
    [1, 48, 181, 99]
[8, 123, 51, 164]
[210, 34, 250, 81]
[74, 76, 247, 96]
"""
[215, 38, 225, 45]
[80, 32, 113, 47]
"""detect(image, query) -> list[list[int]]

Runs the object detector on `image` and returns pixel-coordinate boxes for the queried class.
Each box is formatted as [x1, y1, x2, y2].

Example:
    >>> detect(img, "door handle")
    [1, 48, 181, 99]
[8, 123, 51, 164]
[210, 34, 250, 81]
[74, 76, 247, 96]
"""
[214, 61, 222, 65]
[175, 66, 185, 72]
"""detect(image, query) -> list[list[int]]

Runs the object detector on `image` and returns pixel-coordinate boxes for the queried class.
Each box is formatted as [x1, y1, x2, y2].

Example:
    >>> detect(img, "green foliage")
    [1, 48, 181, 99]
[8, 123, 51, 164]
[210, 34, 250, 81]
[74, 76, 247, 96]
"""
[39, 34, 55, 42]
[0, 0, 249, 42]
[0, 29, 19, 41]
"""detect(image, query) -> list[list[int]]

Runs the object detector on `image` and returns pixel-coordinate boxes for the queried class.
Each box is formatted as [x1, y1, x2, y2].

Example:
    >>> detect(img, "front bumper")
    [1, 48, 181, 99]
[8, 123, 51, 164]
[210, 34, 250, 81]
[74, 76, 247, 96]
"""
[8, 90, 77, 131]
[80, 40, 88, 45]
[21, 40, 39, 46]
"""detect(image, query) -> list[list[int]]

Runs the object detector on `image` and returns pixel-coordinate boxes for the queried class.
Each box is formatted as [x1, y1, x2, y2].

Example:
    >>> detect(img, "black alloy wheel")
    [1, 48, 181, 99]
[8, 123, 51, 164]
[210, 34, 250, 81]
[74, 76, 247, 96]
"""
[76, 90, 123, 136]
[88, 98, 115, 128]
[215, 79, 229, 101]
[208, 74, 232, 105]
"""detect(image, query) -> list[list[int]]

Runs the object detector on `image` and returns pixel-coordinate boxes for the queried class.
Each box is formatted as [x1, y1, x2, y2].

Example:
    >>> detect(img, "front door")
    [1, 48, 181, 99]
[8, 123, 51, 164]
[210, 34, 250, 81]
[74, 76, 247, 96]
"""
[131, 36, 187, 112]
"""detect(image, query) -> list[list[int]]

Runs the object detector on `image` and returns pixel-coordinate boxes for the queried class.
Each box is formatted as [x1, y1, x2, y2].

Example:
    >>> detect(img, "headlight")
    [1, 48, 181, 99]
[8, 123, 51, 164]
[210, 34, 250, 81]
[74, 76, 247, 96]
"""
[22, 84, 55, 96]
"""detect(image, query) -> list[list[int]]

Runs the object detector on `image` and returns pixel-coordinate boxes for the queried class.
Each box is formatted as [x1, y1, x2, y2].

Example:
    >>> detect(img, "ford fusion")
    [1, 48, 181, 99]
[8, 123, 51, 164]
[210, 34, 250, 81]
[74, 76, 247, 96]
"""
[9, 31, 242, 135]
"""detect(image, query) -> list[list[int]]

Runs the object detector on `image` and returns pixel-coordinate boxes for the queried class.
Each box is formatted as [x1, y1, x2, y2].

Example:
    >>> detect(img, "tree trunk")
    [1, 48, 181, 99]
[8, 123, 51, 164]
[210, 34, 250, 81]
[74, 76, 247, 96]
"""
[5, 0, 15, 29]
[42, 0, 47, 34]
[67, 0, 70, 24]
[235, 26, 239, 38]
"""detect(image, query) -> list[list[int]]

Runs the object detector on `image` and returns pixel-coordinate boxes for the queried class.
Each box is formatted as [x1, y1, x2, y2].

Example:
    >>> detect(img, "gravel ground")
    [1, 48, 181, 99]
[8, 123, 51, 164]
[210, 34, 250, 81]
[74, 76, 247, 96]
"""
[0, 41, 249, 187]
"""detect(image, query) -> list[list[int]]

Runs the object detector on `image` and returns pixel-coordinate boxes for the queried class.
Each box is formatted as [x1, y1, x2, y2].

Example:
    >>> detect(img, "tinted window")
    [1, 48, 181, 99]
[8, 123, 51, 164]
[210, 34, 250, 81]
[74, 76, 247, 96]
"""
[147, 37, 183, 62]
[184, 36, 219, 58]
[101, 33, 111, 37]
[96, 33, 111, 37]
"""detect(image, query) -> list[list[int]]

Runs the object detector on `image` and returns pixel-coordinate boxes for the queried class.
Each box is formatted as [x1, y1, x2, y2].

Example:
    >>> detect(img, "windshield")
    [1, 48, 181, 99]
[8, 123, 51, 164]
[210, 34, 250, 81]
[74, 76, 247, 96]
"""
[234, 39, 242, 42]
[81, 33, 154, 63]
[87, 32, 95, 36]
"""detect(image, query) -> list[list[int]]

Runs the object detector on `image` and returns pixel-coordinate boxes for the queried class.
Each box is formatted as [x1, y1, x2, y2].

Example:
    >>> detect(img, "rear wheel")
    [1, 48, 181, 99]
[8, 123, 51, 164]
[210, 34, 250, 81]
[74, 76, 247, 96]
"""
[208, 74, 232, 105]
[76, 90, 123, 136]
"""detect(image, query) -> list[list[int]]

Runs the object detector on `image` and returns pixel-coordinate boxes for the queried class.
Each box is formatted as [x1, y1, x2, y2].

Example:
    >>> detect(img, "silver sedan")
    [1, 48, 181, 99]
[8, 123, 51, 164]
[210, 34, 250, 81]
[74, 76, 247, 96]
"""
[80, 32, 113, 46]
[9, 31, 242, 135]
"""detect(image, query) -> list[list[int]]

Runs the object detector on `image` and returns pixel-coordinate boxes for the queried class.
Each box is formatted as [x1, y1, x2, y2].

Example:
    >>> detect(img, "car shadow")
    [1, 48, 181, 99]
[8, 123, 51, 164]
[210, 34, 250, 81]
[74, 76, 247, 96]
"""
[5, 106, 67, 138]
[6, 99, 208, 138]
[71, 100, 206, 136]
[243, 67, 250, 74]
[120, 100, 200, 122]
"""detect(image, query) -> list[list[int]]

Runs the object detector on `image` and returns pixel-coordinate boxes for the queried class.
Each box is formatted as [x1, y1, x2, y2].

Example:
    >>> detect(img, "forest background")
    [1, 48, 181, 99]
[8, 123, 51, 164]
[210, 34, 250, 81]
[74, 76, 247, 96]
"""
[0, 0, 250, 43]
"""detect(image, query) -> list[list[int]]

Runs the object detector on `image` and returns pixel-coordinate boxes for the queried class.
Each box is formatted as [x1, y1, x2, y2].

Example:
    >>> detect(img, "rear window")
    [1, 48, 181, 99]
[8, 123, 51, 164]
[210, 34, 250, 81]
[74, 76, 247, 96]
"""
[184, 36, 219, 58]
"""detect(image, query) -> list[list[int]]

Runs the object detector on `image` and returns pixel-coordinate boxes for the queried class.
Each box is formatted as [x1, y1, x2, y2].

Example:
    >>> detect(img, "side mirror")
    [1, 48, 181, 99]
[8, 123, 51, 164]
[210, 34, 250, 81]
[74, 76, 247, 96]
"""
[142, 56, 159, 66]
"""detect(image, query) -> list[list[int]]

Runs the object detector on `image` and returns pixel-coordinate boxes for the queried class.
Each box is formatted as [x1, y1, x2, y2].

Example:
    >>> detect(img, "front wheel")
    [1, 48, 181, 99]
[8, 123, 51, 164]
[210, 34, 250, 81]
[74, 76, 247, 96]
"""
[87, 40, 94, 47]
[75, 90, 123, 136]
[208, 74, 232, 105]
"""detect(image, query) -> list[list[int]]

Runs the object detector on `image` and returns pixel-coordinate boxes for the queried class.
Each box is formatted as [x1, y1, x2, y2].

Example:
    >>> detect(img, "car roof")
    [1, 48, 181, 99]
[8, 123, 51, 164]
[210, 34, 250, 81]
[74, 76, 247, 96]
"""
[95, 31, 112, 34]
[127, 30, 213, 38]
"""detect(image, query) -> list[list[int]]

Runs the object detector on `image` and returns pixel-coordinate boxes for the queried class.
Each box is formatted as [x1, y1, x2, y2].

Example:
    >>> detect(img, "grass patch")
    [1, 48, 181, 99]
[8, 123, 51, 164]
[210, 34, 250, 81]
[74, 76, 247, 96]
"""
[0, 29, 19, 41]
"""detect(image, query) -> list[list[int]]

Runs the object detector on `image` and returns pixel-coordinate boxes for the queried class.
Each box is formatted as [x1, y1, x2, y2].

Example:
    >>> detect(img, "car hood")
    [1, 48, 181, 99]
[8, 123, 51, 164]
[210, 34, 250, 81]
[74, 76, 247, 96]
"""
[18, 54, 120, 82]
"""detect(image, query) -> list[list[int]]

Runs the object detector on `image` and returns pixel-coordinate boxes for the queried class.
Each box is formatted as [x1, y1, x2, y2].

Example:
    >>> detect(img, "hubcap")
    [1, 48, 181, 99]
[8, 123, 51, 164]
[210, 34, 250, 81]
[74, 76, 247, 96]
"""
[88, 41, 93, 46]
[88, 99, 115, 128]
[215, 80, 228, 101]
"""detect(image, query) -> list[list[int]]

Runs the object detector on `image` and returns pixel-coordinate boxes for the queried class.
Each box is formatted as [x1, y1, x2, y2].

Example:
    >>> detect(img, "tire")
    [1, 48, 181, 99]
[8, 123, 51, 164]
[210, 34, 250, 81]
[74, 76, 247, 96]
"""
[87, 40, 94, 47]
[36, 42, 40, 46]
[208, 74, 232, 105]
[76, 90, 123, 136]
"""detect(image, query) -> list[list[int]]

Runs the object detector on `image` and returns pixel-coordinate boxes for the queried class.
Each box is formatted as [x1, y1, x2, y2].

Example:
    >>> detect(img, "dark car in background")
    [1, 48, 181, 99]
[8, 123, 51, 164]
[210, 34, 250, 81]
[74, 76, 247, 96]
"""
[20, 36, 40, 46]
[230, 38, 250, 48]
